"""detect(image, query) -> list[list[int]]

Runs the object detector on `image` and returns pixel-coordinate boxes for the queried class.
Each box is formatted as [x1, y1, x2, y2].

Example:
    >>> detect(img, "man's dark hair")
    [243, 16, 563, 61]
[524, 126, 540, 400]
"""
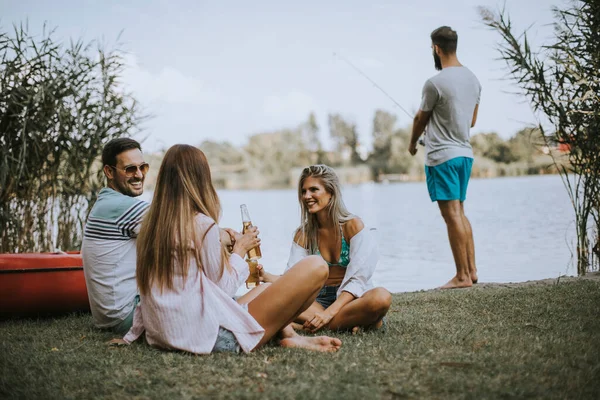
[102, 138, 142, 167]
[431, 26, 458, 54]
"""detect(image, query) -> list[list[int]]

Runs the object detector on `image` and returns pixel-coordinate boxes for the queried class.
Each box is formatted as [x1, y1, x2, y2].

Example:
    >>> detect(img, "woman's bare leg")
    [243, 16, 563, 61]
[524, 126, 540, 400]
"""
[295, 301, 325, 325]
[237, 283, 271, 305]
[238, 283, 337, 349]
[327, 287, 392, 331]
[247, 256, 341, 351]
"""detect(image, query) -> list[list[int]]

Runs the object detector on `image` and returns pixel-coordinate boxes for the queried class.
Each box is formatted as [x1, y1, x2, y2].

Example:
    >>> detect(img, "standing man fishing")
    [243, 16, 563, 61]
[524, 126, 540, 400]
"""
[408, 26, 481, 289]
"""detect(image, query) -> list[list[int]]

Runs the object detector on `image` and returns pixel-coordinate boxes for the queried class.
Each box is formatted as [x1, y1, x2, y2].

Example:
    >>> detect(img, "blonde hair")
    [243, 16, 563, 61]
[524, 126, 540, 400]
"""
[296, 164, 354, 254]
[136, 144, 229, 295]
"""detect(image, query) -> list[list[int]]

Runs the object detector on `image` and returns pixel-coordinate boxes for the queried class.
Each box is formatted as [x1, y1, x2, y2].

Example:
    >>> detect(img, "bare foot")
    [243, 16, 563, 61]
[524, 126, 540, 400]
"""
[279, 336, 342, 352]
[373, 319, 384, 330]
[470, 270, 479, 284]
[352, 318, 384, 335]
[290, 322, 308, 332]
[440, 275, 473, 289]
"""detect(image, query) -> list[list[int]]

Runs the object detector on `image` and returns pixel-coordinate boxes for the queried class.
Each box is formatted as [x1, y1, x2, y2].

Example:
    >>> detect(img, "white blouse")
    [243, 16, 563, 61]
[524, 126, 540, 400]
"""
[123, 214, 265, 353]
[285, 226, 378, 298]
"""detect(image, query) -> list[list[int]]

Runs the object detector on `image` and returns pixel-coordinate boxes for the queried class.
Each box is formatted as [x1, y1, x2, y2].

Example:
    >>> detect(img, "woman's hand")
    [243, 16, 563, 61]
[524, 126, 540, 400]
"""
[232, 226, 260, 258]
[222, 228, 243, 253]
[304, 310, 335, 332]
[256, 264, 279, 283]
[223, 228, 243, 244]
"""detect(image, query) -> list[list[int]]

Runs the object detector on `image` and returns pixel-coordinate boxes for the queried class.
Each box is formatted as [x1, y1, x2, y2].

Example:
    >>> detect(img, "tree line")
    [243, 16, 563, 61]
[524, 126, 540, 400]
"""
[171, 110, 559, 191]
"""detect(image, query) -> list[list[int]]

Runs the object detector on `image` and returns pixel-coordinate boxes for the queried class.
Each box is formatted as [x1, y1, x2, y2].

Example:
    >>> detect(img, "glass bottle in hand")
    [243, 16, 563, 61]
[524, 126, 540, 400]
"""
[240, 204, 262, 260]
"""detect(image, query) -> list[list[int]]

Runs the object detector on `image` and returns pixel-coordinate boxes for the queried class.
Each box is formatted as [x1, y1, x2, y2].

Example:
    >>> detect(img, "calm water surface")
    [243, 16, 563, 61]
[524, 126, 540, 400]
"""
[143, 175, 576, 294]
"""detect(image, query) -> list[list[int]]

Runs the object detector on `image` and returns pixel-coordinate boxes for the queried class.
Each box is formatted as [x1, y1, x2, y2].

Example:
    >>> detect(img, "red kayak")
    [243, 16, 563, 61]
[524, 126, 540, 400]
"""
[0, 252, 90, 317]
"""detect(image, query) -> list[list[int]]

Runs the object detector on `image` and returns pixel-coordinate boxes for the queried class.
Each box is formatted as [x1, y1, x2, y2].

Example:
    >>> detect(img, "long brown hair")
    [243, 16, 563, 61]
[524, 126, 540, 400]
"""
[136, 144, 229, 295]
[297, 165, 354, 254]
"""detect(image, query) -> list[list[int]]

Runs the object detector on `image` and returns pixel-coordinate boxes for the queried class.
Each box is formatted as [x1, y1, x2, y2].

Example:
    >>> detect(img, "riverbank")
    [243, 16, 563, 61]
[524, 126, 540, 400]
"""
[142, 153, 561, 190]
[1, 274, 599, 399]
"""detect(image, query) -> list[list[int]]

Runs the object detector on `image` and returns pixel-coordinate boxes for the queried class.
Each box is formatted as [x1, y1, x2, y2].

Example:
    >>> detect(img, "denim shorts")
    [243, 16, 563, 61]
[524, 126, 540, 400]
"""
[111, 295, 140, 336]
[212, 327, 241, 353]
[316, 285, 340, 309]
[212, 302, 247, 353]
[425, 157, 473, 202]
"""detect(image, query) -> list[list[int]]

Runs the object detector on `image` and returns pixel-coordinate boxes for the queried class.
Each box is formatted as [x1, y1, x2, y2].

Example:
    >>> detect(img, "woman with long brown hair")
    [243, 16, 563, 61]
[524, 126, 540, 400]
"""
[114, 145, 342, 354]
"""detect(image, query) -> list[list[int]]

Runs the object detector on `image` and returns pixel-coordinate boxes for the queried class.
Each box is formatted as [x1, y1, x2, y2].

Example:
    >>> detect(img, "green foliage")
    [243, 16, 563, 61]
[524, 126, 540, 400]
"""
[508, 128, 546, 164]
[481, 0, 600, 273]
[0, 23, 144, 253]
[368, 109, 417, 177]
[199, 140, 246, 167]
[190, 109, 554, 189]
[328, 113, 362, 165]
[471, 132, 517, 163]
[244, 128, 313, 186]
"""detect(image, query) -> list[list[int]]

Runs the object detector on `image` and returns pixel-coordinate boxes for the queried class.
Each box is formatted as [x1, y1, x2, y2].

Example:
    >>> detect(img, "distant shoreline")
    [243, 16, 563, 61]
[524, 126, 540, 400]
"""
[202, 172, 563, 192]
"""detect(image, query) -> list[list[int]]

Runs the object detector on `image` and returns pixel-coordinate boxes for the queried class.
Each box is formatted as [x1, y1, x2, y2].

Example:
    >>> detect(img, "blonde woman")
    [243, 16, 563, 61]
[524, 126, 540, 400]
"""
[111, 146, 341, 354]
[261, 165, 391, 333]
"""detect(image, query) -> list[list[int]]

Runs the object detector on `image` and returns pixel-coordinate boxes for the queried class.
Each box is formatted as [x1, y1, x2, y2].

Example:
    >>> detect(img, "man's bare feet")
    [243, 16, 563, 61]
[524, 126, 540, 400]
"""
[280, 335, 342, 352]
[440, 275, 473, 289]
[470, 269, 479, 284]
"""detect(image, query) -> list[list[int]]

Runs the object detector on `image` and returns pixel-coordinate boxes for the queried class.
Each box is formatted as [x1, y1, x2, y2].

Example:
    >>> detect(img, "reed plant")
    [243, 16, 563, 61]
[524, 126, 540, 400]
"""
[0, 22, 144, 253]
[480, 0, 600, 274]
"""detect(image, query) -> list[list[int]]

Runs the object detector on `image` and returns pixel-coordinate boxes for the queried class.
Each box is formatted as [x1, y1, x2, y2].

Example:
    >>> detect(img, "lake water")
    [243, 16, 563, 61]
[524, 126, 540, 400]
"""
[142, 175, 577, 294]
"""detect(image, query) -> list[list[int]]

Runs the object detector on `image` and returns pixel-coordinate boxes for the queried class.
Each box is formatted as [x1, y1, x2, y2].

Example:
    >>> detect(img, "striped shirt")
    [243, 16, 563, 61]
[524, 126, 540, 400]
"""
[123, 213, 265, 354]
[81, 188, 149, 328]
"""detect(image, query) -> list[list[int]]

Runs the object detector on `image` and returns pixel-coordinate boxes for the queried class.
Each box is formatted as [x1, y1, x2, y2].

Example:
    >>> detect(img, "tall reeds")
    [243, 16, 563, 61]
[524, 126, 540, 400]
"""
[0, 23, 144, 253]
[480, 1, 600, 273]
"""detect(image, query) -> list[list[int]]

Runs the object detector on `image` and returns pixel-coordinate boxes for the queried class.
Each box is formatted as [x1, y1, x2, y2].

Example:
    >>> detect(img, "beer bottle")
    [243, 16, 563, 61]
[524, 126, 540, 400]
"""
[245, 259, 259, 289]
[240, 204, 262, 260]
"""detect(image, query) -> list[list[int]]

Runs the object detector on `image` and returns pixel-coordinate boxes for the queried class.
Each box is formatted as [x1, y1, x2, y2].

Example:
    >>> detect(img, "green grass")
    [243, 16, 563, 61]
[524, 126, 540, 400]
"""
[2, 280, 600, 399]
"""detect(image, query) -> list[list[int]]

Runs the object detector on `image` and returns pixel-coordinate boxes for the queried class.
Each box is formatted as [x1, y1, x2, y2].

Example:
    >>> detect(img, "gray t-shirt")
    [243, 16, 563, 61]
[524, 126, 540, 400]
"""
[420, 66, 481, 166]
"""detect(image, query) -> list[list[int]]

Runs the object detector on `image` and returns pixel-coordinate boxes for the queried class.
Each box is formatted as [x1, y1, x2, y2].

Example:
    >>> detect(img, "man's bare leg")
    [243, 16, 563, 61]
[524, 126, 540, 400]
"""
[438, 200, 472, 289]
[460, 202, 478, 283]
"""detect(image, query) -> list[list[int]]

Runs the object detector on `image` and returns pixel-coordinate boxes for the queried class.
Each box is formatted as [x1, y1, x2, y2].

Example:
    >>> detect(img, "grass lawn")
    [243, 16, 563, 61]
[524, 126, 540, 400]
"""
[1, 278, 599, 399]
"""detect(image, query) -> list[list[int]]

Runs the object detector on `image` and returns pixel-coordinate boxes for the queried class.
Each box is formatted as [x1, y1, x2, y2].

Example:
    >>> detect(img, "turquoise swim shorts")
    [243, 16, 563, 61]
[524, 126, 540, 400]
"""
[425, 157, 473, 202]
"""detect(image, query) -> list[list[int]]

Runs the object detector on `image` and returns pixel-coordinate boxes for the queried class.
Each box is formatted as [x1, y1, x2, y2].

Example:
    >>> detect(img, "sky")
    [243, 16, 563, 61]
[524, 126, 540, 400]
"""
[2, 0, 560, 153]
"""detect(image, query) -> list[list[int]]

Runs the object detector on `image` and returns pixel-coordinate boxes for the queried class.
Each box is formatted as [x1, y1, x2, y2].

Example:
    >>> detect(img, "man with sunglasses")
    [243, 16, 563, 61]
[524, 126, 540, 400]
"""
[82, 139, 243, 334]
[81, 138, 151, 334]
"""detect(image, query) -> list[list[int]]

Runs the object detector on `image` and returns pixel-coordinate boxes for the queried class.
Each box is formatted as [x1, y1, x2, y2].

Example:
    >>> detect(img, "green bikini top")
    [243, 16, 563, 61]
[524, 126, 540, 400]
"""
[315, 226, 350, 268]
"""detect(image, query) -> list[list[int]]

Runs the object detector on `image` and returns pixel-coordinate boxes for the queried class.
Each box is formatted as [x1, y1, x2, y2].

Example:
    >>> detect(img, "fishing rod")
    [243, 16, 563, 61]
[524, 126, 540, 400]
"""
[333, 52, 425, 146]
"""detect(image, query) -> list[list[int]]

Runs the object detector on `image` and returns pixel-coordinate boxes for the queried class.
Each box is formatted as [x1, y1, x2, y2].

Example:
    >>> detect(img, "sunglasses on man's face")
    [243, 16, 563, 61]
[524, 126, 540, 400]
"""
[108, 163, 150, 177]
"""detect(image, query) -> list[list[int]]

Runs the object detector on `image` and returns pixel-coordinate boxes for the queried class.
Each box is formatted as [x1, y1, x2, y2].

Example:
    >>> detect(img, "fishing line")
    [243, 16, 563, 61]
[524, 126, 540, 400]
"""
[333, 52, 425, 146]
[333, 52, 413, 120]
